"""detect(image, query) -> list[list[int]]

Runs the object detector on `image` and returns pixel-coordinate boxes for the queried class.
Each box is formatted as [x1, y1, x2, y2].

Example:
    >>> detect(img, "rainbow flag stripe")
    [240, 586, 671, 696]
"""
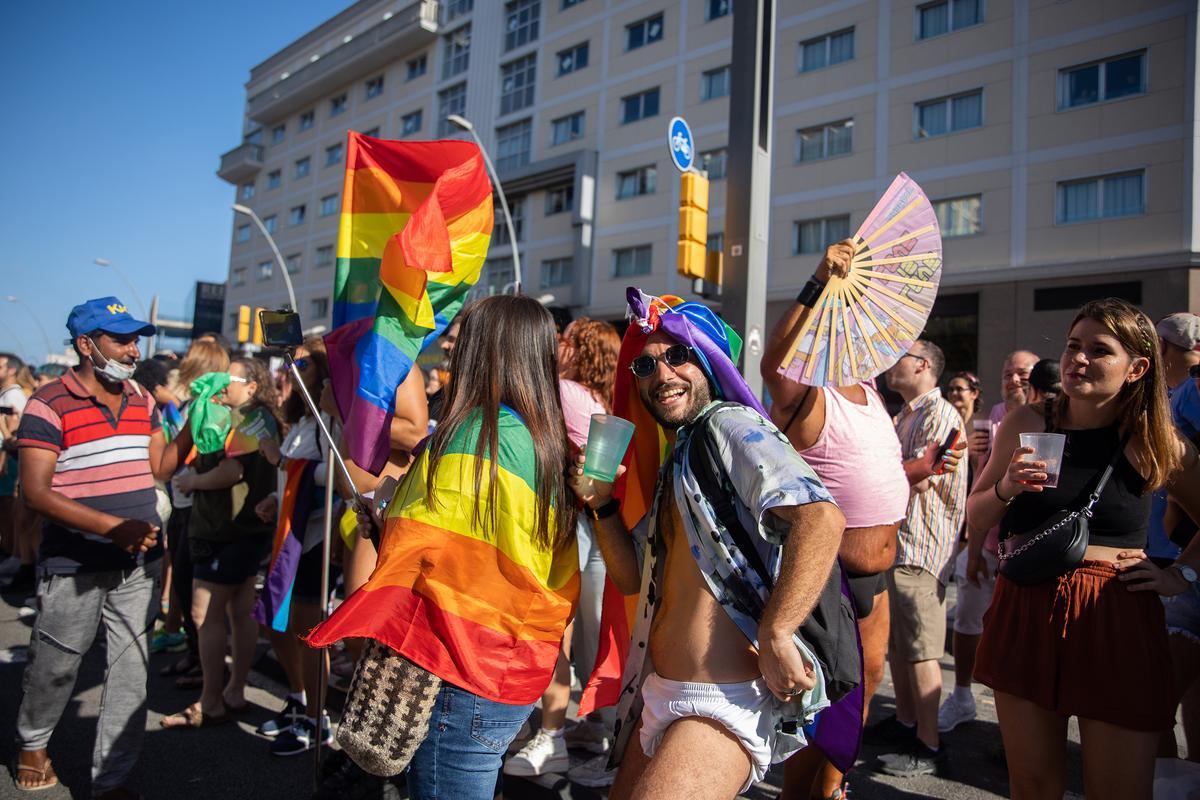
[254, 458, 318, 632]
[307, 409, 579, 704]
[330, 134, 493, 474]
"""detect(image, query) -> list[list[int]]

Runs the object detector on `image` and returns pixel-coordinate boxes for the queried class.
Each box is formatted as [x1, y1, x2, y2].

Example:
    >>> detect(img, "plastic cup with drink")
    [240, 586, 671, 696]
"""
[1018, 432, 1067, 488]
[583, 414, 636, 482]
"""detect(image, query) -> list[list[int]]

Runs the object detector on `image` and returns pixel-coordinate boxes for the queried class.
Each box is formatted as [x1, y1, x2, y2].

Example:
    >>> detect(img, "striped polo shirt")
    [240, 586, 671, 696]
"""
[894, 387, 969, 583]
[17, 369, 163, 574]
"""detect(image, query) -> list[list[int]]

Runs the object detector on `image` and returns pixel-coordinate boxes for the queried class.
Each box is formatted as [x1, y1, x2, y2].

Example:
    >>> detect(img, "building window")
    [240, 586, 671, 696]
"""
[500, 54, 537, 115]
[626, 13, 664, 51]
[1033, 281, 1141, 312]
[320, 194, 339, 217]
[407, 54, 428, 80]
[240, 182, 255, 200]
[402, 110, 423, 136]
[299, 110, 315, 131]
[316, 245, 334, 268]
[290, 205, 306, 226]
[363, 127, 380, 138]
[1059, 51, 1146, 110]
[235, 224, 251, 244]
[915, 90, 983, 138]
[551, 111, 585, 145]
[330, 94, 348, 117]
[616, 165, 656, 199]
[706, 0, 730, 20]
[445, 0, 473, 21]
[707, 232, 724, 253]
[545, 184, 574, 215]
[438, 84, 467, 136]
[796, 119, 854, 161]
[267, 170, 281, 190]
[793, 215, 851, 255]
[271, 125, 285, 144]
[505, 0, 540, 51]
[934, 195, 982, 237]
[286, 253, 302, 274]
[495, 119, 532, 172]
[442, 25, 470, 79]
[263, 215, 277, 234]
[311, 297, 329, 319]
[613, 245, 652, 277]
[562, 0, 584, 8]
[541, 257, 572, 288]
[257, 261, 273, 280]
[1056, 170, 1145, 224]
[917, 0, 982, 40]
[365, 75, 385, 100]
[699, 148, 727, 180]
[800, 28, 855, 72]
[700, 66, 731, 101]
[325, 143, 343, 166]
[620, 87, 660, 124]
[493, 198, 525, 245]
[232, 267, 247, 287]
[295, 157, 311, 178]
[479, 257, 517, 295]
[245, 128, 264, 145]
[556, 42, 588, 76]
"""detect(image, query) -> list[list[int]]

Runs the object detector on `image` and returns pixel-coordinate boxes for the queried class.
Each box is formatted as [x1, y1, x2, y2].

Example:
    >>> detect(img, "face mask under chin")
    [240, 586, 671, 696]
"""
[89, 339, 135, 384]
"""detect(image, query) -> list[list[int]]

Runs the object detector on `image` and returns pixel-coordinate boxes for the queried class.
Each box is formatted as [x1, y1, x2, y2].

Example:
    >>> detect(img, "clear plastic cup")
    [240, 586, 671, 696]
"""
[972, 419, 991, 449]
[583, 414, 636, 482]
[1018, 432, 1067, 488]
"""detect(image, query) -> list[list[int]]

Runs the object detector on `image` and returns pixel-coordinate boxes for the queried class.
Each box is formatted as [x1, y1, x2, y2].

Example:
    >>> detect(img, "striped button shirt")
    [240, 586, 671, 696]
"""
[17, 369, 162, 574]
[894, 387, 968, 583]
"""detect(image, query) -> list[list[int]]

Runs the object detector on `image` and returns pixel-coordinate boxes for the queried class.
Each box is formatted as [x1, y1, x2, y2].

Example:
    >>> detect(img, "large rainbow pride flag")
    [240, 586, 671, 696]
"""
[306, 409, 580, 703]
[329, 133, 493, 474]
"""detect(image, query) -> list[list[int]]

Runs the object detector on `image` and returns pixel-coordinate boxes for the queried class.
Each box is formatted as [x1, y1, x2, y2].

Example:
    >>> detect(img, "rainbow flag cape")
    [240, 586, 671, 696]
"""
[254, 458, 318, 632]
[307, 408, 580, 704]
[329, 133, 493, 475]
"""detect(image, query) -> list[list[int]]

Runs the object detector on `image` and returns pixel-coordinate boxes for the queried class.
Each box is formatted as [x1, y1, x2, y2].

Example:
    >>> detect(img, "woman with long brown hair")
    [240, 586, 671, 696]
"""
[969, 298, 1200, 799]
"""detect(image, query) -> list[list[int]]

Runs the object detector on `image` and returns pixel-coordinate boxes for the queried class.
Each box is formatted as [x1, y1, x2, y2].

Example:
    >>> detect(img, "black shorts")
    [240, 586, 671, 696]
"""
[291, 544, 340, 604]
[190, 535, 270, 586]
[846, 571, 887, 617]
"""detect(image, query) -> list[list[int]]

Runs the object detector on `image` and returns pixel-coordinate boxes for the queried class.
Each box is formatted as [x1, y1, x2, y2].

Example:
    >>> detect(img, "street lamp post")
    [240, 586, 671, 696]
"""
[232, 204, 299, 313]
[0, 317, 29, 362]
[446, 114, 522, 294]
[5, 296, 52, 362]
[93, 258, 149, 320]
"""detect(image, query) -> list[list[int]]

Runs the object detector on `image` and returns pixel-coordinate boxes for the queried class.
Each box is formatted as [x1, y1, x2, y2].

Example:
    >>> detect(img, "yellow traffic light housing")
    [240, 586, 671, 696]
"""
[677, 172, 710, 281]
[252, 306, 265, 346]
[236, 305, 251, 343]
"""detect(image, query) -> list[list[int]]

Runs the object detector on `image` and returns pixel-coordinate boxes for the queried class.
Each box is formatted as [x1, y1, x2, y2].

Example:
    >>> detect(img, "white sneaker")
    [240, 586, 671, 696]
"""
[503, 728, 569, 777]
[564, 717, 610, 755]
[937, 690, 977, 732]
[568, 753, 617, 788]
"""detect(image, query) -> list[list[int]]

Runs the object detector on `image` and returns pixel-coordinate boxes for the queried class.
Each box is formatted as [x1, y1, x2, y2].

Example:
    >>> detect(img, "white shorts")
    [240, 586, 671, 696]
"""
[638, 672, 781, 792]
[953, 548, 998, 636]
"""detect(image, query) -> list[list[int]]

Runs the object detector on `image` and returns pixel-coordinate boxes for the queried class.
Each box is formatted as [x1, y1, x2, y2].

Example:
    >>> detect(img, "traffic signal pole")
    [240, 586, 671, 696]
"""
[723, 0, 776, 398]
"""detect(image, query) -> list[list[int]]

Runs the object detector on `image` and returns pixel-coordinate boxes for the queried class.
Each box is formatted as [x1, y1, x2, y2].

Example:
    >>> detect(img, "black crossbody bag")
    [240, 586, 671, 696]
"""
[997, 430, 1130, 586]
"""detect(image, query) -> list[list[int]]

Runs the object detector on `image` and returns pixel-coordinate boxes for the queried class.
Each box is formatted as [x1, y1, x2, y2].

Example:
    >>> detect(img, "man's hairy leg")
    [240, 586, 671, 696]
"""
[630, 717, 752, 800]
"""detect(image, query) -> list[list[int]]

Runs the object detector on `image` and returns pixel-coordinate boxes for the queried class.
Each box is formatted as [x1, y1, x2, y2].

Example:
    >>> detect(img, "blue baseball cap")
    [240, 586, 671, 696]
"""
[67, 297, 156, 338]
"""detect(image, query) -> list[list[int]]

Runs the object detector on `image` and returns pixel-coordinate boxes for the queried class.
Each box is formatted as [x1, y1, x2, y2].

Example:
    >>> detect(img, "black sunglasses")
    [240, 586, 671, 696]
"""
[630, 344, 693, 379]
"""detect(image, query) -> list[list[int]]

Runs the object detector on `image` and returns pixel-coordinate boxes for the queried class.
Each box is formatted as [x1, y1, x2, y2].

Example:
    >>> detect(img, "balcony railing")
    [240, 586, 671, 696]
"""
[216, 142, 264, 184]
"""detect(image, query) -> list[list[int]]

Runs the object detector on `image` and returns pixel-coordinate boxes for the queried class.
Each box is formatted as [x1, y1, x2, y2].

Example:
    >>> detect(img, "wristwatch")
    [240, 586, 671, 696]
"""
[1174, 564, 1198, 584]
[586, 498, 620, 521]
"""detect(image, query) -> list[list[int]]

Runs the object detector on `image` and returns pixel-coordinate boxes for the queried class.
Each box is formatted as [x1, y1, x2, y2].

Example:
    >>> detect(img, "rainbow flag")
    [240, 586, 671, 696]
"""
[307, 408, 580, 704]
[329, 133, 493, 474]
[254, 458, 318, 632]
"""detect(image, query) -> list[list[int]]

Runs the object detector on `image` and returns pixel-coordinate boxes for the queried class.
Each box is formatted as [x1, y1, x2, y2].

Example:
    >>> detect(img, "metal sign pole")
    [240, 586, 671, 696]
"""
[315, 452, 336, 786]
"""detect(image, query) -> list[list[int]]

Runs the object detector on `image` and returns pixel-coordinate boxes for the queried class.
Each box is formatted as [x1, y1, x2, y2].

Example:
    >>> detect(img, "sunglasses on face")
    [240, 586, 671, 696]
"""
[293, 357, 310, 371]
[630, 344, 693, 379]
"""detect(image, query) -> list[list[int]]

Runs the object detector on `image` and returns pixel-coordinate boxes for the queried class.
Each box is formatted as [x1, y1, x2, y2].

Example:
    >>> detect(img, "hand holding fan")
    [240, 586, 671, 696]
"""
[779, 173, 943, 387]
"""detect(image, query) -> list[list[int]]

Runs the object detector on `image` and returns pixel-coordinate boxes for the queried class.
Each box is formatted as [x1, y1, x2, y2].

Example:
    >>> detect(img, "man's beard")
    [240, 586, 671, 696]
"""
[640, 376, 714, 430]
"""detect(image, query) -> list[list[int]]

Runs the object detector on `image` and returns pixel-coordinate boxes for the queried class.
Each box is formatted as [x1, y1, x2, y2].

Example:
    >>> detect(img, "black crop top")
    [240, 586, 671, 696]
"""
[1001, 423, 1149, 550]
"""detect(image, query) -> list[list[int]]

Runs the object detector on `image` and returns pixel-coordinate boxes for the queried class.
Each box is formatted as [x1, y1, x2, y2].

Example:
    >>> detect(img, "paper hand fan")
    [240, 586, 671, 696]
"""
[779, 172, 943, 387]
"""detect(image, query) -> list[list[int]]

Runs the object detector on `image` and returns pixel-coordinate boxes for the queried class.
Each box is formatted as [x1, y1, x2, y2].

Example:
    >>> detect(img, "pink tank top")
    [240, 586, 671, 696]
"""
[798, 384, 910, 528]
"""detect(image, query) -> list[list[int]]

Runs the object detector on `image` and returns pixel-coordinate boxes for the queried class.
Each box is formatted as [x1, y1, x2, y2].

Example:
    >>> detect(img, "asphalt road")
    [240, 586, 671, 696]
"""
[0, 580, 1168, 799]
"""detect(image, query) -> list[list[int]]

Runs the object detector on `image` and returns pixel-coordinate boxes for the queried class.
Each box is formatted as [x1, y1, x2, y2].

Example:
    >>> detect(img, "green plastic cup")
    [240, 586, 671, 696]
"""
[583, 414, 636, 482]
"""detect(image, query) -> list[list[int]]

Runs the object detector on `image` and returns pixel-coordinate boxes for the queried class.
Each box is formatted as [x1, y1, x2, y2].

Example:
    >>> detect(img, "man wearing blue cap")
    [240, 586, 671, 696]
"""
[12, 297, 176, 798]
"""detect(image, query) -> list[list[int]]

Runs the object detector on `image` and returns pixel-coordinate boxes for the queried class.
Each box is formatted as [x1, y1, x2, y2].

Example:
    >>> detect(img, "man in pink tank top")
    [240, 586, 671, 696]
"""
[763, 241, 964, 798]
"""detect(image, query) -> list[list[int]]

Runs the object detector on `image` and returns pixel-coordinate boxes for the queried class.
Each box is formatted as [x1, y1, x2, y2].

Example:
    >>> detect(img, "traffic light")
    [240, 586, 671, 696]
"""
[252, 307, 265, 346]
[236, 306, 251, 343]
[677, 171, 710, 281]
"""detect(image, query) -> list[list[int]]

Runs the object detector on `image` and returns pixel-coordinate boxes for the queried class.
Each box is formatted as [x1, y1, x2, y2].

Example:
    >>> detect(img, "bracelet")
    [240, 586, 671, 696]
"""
[586, 498, 620, 521]
[796, 276, 827, 308]
[994, 481, 1015, 505]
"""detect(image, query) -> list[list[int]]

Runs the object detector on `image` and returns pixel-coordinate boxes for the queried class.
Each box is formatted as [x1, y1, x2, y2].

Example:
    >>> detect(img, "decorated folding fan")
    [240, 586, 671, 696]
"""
[225, 406, 275, 457]
[779, 172, 943, 387]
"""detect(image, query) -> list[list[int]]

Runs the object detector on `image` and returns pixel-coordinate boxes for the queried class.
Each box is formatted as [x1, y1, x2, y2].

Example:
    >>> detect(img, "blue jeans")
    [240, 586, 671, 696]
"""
[407, 682, 534, 800]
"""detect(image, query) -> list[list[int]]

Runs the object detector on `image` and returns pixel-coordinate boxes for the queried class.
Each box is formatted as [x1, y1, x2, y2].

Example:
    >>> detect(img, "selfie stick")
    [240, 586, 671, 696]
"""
[283, 352, 364, 507]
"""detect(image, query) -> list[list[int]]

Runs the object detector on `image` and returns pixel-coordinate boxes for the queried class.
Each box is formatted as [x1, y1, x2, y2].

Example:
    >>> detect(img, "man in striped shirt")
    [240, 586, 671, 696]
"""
[12, 297, 182, 799]
[872, 339, 968, 778]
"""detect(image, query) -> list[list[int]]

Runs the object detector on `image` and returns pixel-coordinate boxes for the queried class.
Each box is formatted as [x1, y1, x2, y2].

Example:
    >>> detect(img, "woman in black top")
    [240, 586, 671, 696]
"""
[967, 298, 1200, 800]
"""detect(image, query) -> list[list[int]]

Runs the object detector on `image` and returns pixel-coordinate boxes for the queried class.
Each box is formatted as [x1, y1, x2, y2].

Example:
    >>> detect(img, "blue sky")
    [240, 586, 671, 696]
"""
[0, 2, 346, 363]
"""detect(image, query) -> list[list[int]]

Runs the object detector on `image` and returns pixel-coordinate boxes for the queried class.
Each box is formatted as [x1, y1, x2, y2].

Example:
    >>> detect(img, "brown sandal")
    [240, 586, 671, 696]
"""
[13, 755, 58, 792]
[159, 703, 233, 729]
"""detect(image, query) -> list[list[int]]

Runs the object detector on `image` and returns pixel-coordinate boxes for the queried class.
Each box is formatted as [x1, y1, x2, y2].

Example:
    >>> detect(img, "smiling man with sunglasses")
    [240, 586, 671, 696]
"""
[569, 289, 850, 800]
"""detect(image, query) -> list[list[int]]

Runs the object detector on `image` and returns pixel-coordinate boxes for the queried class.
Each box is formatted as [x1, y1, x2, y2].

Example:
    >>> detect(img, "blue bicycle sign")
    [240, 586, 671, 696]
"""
[667, 116, 695, 173]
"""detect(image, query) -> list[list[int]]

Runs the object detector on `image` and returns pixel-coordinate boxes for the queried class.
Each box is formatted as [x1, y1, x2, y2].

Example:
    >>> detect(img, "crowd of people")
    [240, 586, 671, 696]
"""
[3, 248, 1200, 799]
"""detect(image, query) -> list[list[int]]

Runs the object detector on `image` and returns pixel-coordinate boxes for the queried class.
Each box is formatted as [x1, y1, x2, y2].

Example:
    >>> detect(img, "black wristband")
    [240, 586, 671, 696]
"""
[796, 276, 827, 308]
[586, 498, 621, 521]
[994, 481, 1014, 505]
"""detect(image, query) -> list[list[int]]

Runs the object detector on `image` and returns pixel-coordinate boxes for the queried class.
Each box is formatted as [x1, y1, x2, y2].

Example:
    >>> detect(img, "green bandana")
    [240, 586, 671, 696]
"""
[189, 372, 233, 455]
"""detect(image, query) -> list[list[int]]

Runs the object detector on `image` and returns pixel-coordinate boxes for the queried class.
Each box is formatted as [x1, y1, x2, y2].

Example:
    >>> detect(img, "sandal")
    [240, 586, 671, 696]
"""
[13, 754, 58, 792]
[160, 655, 197, 677]
[160, 703, 233, 729]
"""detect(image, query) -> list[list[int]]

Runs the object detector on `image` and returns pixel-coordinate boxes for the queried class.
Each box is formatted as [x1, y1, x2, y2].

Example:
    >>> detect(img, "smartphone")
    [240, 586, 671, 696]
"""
[933, 429, 960, 473]
[0, 407, 13, 417]
[259, 309, 303, 348]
